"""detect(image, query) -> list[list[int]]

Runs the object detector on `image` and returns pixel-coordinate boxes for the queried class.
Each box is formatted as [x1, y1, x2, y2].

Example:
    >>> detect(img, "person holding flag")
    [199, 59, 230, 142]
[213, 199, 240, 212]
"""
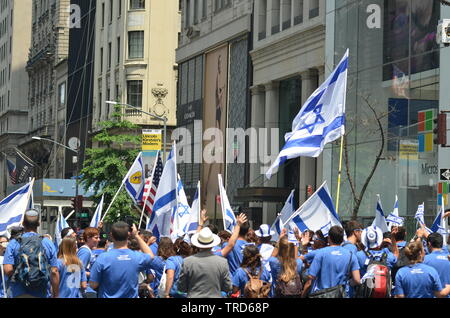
[270, 190, 296, 242]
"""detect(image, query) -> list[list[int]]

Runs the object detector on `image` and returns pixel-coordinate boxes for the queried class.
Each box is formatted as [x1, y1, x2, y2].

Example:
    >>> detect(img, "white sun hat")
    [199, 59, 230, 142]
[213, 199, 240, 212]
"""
[255, 224, 275, 238]
[191, 227, 221, 249]
[361, 225, 383, 250]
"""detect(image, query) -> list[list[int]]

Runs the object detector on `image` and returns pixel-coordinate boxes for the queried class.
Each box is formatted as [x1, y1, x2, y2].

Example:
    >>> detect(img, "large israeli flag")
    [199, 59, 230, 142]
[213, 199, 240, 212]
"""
[55, 212, 70, 247]
[371, 195, 389, 233]
[147, 143, 178, 239]
[172, 178, 192, 240]
[284, 182, 341, 237]
[270, 189, 296, 242]
[124, 152, 145, 205]
[266, 50, 349, 179]
[90, 195, 104, 228]
[186, 181, 201, 234]
[386, 195, 404, 228]
[218, 174, 237, 233]
[0, 180, 34, 236]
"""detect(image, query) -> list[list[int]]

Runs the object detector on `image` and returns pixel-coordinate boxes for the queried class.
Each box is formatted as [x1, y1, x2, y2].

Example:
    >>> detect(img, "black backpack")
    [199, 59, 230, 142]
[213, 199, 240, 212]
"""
[12, 235, 51, 292]
[275, 273, 303, 298]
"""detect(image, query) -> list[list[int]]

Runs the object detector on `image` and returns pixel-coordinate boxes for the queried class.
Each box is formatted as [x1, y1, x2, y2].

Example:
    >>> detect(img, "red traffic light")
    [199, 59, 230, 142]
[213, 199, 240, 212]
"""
[433, 113, 447, 146]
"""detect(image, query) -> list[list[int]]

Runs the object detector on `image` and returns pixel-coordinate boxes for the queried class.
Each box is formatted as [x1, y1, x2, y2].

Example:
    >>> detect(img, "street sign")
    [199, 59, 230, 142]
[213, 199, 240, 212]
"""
[441, 169, 450, 181]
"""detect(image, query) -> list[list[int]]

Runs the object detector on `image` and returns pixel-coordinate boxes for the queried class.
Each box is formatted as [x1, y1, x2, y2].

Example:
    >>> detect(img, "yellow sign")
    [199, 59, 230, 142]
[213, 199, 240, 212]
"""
[129, 171, 143, 185]
[399, 141, 418, 160]
[142, 129, 162, 151]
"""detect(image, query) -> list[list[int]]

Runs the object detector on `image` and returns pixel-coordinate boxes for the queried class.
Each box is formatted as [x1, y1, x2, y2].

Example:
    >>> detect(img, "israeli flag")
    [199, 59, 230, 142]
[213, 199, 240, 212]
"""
[186, 181, 201, 234]
[90, 195, 104, 228]
[55, 212, 70, 247]
[266, 50, 348, 179]
[284, 181, 341, 237]
[124, 152, 145, 205]
[147, 143, 178, 239]
[414, 203, 432, 234]
[0, 180, 34, 237]
[218, 174, 237, 233]
[172, 178, 192, 240]
[431, 196, 449, 236]
[371, 195, 389, 233]
[386, 195, 404, 228]
[270, 189, 296, 242]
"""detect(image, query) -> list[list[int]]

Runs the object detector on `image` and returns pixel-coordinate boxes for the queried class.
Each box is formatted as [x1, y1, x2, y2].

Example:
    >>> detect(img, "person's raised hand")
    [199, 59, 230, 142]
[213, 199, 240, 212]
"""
[199, 209, 208, 226]
[280, 228, 287, 238]
[147, 236, 157, 246]
[237, 213, 247, 226]
[131, 224, 139, 238]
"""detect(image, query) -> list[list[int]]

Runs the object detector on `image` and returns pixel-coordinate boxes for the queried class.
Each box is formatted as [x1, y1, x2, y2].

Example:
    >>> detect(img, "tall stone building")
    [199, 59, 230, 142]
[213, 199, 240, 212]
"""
[0, 0, 32, 198]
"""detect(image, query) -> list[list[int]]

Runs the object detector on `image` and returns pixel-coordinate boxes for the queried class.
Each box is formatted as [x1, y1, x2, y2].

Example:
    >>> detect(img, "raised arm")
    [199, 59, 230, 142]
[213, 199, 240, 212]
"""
[131, 224, 155, 259]
[271, 228, 287, 257]
[221, 214, 247, 258]
[196, 209, 208, 233]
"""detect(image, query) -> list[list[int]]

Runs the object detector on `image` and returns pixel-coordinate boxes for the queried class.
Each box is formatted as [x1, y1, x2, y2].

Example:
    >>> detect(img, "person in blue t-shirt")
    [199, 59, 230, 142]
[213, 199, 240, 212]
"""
[147, 237, 176, 297]
[89, 222, 153, 298]
[356, 226, 398, 277]
[303, 226, 360, 298]
[161, 237, 193, 298]
[223, 220, 250, 276]
[232, 245, 271, 297]
[0, 235, 9, 298]
[56, 237, 87, 298]
[342, 220, 363, 254]
[3, 209, 60, 298]
[77, 227, 100, 298]
[394, 241, 450, 298]
[424, 233, 450, 297]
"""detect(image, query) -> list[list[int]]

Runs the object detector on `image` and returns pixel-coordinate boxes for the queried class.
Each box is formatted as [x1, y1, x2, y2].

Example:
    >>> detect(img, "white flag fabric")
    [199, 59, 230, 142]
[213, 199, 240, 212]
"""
[147, 143, 178, 239]
[414, 203, 432, 234]
[270, 189, 296, 242]
[386, 195, 404, 228]
[124, 152, 145, 205]
[90, 195, 104, 228]
[171, 178, 192, 241]
[284, 182, 341, 237]
[431, 196, 449, 237]
[0, 180, 34, 236]
[55, 212, 70, 247]
[371, 195, 389, 233]
[186, 181, 201, 234]
[218, 174, 237, 233]
[266, 50, 348, 179]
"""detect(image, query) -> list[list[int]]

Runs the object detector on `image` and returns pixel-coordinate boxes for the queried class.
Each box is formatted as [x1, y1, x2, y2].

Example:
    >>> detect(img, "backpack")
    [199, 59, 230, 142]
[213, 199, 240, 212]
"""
[243, 267, 271, 298]
[275, 273, 303, 298]
[355, 251, 391, 298]
[12, 235, 50, 292]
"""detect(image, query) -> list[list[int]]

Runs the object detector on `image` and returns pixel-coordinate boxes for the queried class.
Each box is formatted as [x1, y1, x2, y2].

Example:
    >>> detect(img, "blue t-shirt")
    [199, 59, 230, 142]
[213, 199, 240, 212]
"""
[268, 257, 304, 283]
[149, 255, 166, 296]
[224, 240, 248, 275]
[150, 243, 158, 256]
[77, 246, 97, 294]
[304, 249, 319, 264]
[394, 263, 443, 298]
[397, 241, 407, 249]
[3, 232, 58, 298]
[165, 255, 185, 297]
[424, 250, 450, 296]
[90, 249, 152, 298]
[92, 249, 105, 258]
[342, 242, 358, 254]
[356, 248, 397, 277]
[56, 259, 87, 298]
[309, 246, 359, 292]
[232, 267, 271, 296]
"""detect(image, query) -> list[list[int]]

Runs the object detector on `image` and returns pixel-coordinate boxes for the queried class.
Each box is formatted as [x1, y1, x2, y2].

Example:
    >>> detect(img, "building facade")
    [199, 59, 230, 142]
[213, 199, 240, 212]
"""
[324, 0, 449, 236]
[92, 0, 179, 147]
[0, 0, 33, 198]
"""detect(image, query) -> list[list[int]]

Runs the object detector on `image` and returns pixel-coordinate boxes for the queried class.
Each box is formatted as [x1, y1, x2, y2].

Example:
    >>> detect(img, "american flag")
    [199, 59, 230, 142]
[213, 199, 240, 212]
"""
[142, 152, 163, 218]
[6, 159, 17, 184]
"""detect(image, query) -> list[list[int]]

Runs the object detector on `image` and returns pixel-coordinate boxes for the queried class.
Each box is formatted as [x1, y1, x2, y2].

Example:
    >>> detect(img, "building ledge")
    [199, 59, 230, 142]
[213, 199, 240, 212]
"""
[235, 187, 292, 203]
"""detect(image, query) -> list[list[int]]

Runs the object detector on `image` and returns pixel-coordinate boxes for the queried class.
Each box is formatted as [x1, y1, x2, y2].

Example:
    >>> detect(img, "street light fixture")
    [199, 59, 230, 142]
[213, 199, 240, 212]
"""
[105, 101, 168, 163]
[32, 136, 82, 229]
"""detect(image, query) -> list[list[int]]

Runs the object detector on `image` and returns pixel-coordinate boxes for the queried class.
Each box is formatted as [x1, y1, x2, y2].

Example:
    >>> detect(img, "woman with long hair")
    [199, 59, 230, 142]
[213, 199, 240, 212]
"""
[269, 230, 304, 298]
[163, 237, 193, 298]
[57, 237, 87, 298]
[148, 237, 176, 297]
[232, 244, 271, 297]
[394, 240, 450, 298]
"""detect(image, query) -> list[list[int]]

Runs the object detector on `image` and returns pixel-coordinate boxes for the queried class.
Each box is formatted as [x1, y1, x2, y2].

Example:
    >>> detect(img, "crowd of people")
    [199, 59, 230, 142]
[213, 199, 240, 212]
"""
[1, 208, 450, 299]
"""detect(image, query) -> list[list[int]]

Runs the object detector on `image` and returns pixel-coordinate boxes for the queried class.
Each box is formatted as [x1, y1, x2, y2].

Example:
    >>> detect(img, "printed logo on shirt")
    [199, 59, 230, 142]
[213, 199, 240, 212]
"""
[331, 251, 343, 256]
[437, 256, 448, 261]
[410, 268, 424, 274]
[117, 255, 132, 261]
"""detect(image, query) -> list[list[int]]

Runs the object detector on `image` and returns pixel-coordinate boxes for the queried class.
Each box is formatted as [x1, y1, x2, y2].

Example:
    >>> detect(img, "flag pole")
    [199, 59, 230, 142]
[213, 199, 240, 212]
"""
[101, 183, 125, 223]
[335, 135, 345, 215]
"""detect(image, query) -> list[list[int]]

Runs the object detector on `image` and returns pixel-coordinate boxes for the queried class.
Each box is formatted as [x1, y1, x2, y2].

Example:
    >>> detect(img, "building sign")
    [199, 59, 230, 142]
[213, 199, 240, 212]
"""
[418, 109, 436, 153]
[142, 129, 162, 152]
[399, 140, 419, 189]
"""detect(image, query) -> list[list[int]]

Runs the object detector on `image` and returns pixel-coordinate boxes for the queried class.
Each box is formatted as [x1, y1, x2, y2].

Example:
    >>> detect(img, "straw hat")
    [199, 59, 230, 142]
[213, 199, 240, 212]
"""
[191, 227, 221, 249]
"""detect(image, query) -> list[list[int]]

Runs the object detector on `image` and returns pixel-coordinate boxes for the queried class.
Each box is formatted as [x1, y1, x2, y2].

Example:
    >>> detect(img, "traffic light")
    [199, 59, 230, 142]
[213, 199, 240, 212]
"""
[71, 196, 84, 211]
[433, 113, 447, 146]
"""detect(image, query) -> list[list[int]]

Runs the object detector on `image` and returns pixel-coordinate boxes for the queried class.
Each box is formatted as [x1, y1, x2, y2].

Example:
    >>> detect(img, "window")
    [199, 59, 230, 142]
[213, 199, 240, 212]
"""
[194, 0, 198, 24]
[118, 0, 122, 17]
[128, 31, 144, 59]
[117, 37, 121, 64]
[293, 0, 303, 25]
[186, 0, 190, 27]
[108, 42, 112, 70]
[101, 2, 105, 27]
[202, 0, 207, 18]
[58, 82, 66, 107]
[127, 80, 142, 108]
[130, 0, 145, 10]
[309, 0, 319, 19]
[109, 0, 113, 23]
[100, 47, 103, 72]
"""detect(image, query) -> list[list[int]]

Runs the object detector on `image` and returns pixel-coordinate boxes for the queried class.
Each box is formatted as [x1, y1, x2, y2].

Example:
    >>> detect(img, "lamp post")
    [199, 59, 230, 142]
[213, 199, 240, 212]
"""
[105, 101, 168, 163]
[32, 136, 81, 228]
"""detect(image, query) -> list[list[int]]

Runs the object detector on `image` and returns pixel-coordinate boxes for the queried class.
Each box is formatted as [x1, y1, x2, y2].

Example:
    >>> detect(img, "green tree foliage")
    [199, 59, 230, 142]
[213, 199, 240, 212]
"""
[81, 106, 142, 224]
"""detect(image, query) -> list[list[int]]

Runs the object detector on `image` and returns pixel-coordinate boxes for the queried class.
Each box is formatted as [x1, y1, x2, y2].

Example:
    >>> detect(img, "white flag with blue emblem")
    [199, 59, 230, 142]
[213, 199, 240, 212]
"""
[90, 195, 104, 228]
[0, 179, 34, 237]
[171, 177, 192, 240]
[371, 195, 389, 233]
[186, 181, 201, 234]
[431, 196, 449, 236]
[386, 195, 404, 228]
[218, 174, 237, 233]
[284, 181, 341, 237]
[266, 50, 349, 179]
[270, 189, 296, 242]
[414, 203, 432, 234]
[55, 211, 70, 246]
[147, 143, 178, 239]
[124, 152, 145, 205]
